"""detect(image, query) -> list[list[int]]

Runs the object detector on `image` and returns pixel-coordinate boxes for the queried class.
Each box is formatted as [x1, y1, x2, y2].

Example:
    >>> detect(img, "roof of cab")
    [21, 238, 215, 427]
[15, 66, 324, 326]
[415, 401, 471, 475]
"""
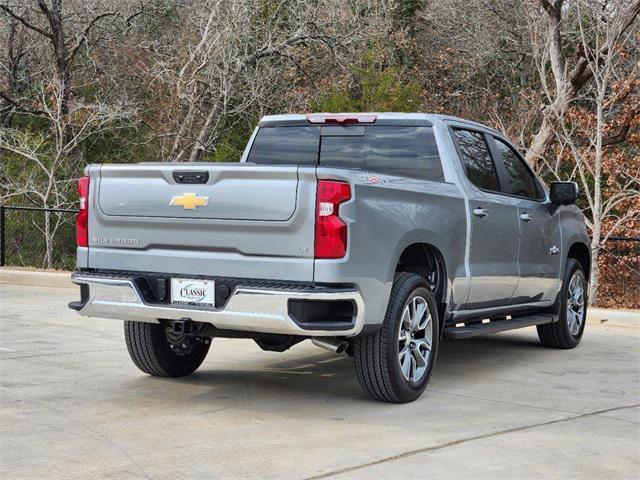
[257, 112, 500, 135]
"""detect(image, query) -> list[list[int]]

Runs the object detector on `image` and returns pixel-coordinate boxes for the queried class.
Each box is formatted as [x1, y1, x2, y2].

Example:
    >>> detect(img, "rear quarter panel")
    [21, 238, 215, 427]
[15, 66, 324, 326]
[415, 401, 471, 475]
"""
[559, 205, 591, 276]
[314, 168, 467, 327]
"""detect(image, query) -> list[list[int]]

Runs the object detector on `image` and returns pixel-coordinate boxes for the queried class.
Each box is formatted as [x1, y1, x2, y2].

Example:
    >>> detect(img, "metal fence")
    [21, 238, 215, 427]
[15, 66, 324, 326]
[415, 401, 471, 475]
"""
[0, 205, 78, 269]
[0, 203, 638, 272]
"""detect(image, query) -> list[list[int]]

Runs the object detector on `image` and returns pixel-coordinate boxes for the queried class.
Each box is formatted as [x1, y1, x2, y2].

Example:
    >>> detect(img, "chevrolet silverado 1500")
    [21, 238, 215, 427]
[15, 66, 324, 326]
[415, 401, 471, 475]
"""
[70, 113, 590, 402]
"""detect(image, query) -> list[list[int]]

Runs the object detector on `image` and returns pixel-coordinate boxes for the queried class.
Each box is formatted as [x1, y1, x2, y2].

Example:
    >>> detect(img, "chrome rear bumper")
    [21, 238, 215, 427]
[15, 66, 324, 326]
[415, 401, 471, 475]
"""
[70, 273, 364, 337]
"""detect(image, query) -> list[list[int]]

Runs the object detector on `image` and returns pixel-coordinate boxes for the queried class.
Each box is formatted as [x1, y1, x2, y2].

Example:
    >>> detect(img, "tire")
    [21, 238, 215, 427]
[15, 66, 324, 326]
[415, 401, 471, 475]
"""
[537, 259, 587, 349]
[124, 321, 210, 377]
[353, 272, 440, 403]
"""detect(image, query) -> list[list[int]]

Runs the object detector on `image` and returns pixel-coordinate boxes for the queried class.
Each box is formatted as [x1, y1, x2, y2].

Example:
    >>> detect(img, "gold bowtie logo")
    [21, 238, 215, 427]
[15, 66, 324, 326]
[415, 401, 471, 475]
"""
[170, 193, 210, 210]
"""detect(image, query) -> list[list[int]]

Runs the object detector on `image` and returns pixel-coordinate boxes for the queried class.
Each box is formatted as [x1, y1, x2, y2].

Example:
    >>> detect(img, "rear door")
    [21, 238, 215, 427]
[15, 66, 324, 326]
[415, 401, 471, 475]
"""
[451, 128, 520, 310]
[489, 136, 562, 303]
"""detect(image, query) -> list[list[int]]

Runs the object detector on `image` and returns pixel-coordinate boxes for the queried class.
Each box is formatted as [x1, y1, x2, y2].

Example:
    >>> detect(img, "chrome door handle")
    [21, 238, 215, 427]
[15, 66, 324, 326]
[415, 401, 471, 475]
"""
[520, 213, 533, 222]
[473, 207, 488, 218]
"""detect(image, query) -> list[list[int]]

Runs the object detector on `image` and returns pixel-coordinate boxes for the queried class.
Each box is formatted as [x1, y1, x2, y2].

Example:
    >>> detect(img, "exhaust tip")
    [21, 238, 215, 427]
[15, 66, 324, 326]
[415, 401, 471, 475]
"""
[312, 338, 349, 354]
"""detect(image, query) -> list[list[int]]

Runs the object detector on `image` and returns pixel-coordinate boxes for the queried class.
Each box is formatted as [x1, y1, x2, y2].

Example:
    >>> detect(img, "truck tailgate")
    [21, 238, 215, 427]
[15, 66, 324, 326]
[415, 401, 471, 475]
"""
[98, 163, 298, 221]
[85, 164, 316, 282]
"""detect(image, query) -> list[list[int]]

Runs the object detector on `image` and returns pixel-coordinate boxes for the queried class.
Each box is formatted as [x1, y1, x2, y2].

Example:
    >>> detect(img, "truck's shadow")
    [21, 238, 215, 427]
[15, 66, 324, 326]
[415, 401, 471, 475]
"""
[131, 331, 551, 409]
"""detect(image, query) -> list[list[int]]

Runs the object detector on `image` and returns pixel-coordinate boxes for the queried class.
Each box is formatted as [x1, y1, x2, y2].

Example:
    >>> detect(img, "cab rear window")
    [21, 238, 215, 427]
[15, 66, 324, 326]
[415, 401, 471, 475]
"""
[247, 125, 444, 181]
[319, 126, 443, 181]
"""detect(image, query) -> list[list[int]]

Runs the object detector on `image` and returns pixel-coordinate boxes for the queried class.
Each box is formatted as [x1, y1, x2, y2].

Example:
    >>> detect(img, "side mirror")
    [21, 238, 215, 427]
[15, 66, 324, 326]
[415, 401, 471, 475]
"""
[550, 182, 579, 205]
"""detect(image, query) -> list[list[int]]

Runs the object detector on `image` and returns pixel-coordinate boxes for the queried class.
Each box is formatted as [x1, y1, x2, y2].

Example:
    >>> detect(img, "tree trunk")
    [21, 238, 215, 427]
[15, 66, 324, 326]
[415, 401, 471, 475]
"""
[188, 98, 222, 162]
[588, 241, 600, 307]
[44, 210, 53, 269]
[525, 113, 557, 170]
[2, 19, 20, 126]
[170, 97, 198, 162]
[39, 0, 71, 115]
[588, 92, 605, 306]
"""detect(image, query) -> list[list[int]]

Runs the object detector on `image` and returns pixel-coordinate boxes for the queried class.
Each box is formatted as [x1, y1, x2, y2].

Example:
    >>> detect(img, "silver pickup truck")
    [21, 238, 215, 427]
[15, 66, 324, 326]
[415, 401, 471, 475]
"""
[70, 113, 590, 403]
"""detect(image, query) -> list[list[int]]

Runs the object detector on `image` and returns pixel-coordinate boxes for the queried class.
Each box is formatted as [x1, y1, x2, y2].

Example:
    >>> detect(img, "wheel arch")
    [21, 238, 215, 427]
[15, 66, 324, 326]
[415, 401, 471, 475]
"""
[394, 242, 448, 329]
[567, 242, 591, 279]
[548, 241, 591, 314]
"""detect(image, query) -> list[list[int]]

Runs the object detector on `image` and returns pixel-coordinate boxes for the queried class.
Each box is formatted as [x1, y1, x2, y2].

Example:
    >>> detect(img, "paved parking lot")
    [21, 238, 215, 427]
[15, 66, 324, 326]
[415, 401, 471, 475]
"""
[1, 279, 639, 479]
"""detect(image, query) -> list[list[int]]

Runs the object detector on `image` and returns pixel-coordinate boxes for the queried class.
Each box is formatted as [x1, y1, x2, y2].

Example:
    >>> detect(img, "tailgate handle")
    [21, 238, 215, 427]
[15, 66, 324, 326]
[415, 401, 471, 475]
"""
[173, 171, 209, 184]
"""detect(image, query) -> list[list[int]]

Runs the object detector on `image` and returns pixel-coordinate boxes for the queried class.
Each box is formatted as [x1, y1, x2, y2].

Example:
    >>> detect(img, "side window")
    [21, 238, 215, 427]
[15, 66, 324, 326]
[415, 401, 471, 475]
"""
[494, 138, 541, 199]
[452, 129, 500, 191]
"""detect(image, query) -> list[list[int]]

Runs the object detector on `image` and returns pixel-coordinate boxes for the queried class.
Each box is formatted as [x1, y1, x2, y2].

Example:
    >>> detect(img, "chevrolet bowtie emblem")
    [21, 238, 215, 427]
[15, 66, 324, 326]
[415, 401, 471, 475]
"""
[169, 193, 210, 210]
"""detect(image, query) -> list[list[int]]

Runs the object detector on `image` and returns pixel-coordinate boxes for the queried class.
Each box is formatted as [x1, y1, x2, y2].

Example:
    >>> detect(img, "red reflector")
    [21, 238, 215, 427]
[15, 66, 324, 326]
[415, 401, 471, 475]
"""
[315, 180, 351, 259]
[76, 176, 90, 247]
[306, 114, 377, 124]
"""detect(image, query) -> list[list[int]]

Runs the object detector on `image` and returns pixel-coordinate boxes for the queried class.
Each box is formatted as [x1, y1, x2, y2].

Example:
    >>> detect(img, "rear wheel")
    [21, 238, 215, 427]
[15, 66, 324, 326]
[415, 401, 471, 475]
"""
[124, 321, 210, 377]
[537, 259, 587, 349]
[353, 273, 439, 403]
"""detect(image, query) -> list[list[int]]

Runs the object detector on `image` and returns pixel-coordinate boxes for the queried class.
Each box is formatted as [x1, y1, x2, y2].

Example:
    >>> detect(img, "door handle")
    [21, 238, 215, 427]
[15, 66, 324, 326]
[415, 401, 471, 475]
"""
[520, 213, 533, 222]
[473, 207, 488, 218]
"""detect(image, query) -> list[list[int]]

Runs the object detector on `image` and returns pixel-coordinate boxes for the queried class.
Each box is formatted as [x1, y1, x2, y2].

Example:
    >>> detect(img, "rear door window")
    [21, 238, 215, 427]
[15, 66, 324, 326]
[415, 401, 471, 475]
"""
[247, 126, 319, 165]
[452, 129, 500, 192]
[319, 126, 444, 181]
[493, 137, 542, 200]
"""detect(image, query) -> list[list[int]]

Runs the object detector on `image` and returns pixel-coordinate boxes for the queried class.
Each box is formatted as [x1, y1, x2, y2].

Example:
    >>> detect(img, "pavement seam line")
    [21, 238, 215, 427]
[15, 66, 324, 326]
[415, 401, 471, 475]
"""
[429, 388, 577, 416]
[0, 348, 126, 360]
[304, 403, 640, 480]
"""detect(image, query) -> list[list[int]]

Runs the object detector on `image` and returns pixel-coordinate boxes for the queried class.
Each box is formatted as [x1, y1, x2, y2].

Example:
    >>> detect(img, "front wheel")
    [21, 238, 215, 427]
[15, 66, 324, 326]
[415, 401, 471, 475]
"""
[124, 321, 210, 377]
[537, 259, 587, 349]
[353, 273, 440, 403]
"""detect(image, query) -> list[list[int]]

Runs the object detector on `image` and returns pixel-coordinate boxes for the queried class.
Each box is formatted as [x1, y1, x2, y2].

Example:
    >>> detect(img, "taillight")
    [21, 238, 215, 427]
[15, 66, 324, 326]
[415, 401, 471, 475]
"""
[76, 176, 90, 247]
[315, 180, 351, 259]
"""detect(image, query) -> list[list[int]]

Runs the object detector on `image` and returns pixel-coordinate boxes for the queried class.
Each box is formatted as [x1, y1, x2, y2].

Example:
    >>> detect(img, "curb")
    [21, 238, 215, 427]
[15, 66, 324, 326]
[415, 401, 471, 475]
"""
[587, 308, 639, 328]
[0, 268, 73, 289]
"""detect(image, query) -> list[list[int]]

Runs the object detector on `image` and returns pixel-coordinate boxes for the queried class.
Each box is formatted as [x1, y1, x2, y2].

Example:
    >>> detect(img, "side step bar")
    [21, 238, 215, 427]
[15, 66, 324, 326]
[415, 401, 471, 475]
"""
[444, 314, 555, 340]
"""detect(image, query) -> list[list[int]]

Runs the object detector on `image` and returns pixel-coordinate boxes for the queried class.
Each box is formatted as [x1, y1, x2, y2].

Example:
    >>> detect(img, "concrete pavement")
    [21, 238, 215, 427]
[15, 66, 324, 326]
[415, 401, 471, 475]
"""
[0, 280, 638, 479]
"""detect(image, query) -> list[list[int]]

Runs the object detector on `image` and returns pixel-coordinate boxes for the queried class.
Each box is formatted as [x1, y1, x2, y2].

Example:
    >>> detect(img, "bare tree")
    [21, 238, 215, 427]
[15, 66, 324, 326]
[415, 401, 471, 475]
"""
[536, 0, 640, 305]
[153, 0, 393, 162]
[0, 17, 23, 125]
[415, 0, 544, 148]
[0, 0, 135, 267]
[525, 0, 640, 168]
[0, 1, 120, 116]
[0, 81, 133, 267]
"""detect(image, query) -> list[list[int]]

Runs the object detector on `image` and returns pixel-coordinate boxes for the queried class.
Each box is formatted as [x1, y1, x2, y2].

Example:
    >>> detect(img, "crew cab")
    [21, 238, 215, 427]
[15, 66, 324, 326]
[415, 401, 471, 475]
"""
[69, 113, 590, 403]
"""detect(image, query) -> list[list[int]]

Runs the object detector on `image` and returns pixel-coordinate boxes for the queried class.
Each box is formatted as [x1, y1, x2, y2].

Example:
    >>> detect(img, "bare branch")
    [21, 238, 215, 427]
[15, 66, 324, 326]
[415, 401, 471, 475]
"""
[68, 11, 118, 65]
[0, 5, 51, 38]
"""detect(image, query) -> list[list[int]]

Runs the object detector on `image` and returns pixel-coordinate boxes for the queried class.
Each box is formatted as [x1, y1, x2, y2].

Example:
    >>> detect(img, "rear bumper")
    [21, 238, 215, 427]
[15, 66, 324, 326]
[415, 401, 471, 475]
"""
[70, 271, 365, 337]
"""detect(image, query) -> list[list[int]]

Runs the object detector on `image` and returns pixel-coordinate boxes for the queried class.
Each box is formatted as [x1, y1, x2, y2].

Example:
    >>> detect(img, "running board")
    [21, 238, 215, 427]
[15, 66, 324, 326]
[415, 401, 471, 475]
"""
[444, 314, 555, 340]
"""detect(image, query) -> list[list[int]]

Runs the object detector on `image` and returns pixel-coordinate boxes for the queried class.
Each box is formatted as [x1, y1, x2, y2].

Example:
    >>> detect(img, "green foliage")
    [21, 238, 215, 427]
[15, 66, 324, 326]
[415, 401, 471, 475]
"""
[82, 121, 155, 164]
[395, 0, 425, 23]
[313, 53, 422, 113]
[204, 122, 255, 162]
[313, 88, 358, 113]
[138, 0, 182, 39]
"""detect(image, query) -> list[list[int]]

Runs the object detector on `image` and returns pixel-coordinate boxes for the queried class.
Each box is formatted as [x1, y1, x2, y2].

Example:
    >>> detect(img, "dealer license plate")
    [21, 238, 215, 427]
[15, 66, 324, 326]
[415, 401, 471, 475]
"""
[171, 278, 215, 307]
